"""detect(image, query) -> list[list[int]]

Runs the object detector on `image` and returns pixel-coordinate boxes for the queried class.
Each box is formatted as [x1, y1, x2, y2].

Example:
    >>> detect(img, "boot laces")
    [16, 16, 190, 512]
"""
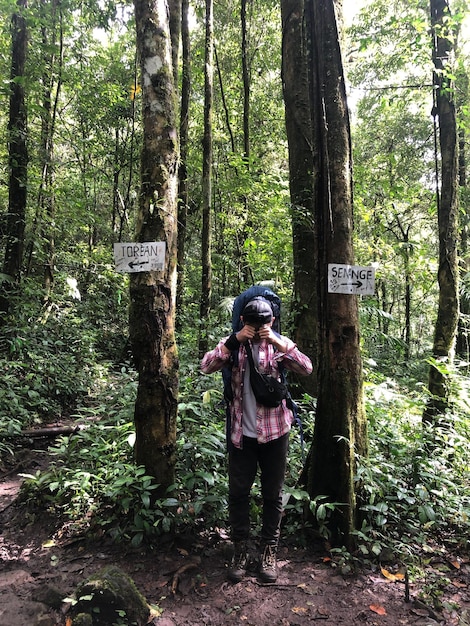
[262, 545, 276, 567]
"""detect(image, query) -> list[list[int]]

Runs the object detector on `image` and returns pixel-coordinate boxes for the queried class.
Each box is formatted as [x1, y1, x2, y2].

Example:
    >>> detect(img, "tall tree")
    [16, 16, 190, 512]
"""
[456, 62, 469, 362]
[423, 0, 460, 422]
[37, 0, 63, 295]
[130, 0, 179, 491]
[168, 0, 181, 87]
[281, 0, 319, 395]
[176, 0, 191, 319]
[0, 0, 28, 315]
[283, 0, 367, 547]
[241, 0, 250, 162]
[198, 0, 213, 357]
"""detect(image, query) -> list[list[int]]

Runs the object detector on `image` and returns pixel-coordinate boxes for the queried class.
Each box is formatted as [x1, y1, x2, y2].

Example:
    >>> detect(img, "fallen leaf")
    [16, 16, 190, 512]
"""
[370, 604, 387, 615]
[292, 606, 308, 615]
[451, 580, 467, 588]
[450, 560, 461, 570]
[381, 566, 405, 582]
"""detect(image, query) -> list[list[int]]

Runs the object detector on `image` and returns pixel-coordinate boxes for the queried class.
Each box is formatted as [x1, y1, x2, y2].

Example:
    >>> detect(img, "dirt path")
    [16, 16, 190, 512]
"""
[1, 449, 468, 626]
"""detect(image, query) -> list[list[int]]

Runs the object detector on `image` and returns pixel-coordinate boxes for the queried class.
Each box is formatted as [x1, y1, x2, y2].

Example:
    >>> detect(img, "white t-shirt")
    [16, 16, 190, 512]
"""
[242, 342, 260, 438]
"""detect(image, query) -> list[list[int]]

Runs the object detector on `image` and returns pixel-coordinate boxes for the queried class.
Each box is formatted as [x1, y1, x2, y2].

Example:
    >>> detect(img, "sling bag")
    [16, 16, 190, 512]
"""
[244, 341, 287, 408]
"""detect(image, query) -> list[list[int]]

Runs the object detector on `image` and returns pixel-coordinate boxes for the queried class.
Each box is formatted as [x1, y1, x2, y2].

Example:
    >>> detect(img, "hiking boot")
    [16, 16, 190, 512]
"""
[227, 542, 249, 583]
[259, 544, 277, 583]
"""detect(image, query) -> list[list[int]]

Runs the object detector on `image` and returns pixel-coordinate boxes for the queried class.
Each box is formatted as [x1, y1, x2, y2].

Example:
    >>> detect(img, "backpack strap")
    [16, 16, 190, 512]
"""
[222, 337, 305, 460]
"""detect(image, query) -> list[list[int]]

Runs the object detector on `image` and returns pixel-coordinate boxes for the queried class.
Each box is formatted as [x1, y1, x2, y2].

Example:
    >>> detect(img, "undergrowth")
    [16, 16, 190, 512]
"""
[17, 362, 470, 569]
[2, 280, 469, 587]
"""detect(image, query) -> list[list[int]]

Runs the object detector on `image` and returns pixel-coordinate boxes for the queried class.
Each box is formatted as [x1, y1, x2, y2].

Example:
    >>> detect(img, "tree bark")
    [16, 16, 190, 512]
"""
[1, 0, 28, 315]
[423, 0, 460, 423]
[456, 68, 469, 362]
[284, 0, 367, 548]
[130, 0, 179, 492]
[281, 0, 319, 395]
[198, 0, 213, 357]
[176, 0, 191, 322]
[241, 0, 250, 162]
[38, 0, 63, 295]
[168, 0, 181, 88]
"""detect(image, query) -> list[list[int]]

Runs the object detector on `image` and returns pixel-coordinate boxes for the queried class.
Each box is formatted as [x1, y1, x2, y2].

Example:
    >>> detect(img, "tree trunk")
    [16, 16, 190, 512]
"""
[239, 0, 252, 287]
[0, 0, 28, 315]
[38, 0, 63, 296]
[241, 0, 250, 163]
[168, 0, 181, 88]
[281, 0, 319, 396]
[423, 0, 460, 423]
[130, 0, 179, 492]
[198, 0, 213, 358]
[456, 69, 469, 362]
[287, 0, 367, 548]
[176, 0, 191, 322]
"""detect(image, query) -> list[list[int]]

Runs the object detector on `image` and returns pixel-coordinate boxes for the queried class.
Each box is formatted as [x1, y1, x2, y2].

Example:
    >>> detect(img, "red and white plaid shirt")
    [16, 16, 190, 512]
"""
[201, 337, 313, 449]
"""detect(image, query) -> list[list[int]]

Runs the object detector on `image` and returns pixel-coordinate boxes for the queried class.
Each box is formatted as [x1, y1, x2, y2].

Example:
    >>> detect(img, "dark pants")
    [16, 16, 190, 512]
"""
[228, 433, 289, 545]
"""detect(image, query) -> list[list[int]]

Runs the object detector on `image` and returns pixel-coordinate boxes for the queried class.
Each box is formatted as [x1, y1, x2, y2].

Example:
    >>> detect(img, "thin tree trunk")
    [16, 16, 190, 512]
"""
[176, 0, 190, 320]
[239, 0, 253, 287]
[241, 0, 250, 162]
[0, 0, 28, 315]
[423, 0, 460, 423]
[198, 0, 213, 357]
[456, 69, 469, 362]
[130, 0, 179, 492]
[394, 217, 412, 359]
[37, 0, 63, 295]
[168, 0, 181, 88]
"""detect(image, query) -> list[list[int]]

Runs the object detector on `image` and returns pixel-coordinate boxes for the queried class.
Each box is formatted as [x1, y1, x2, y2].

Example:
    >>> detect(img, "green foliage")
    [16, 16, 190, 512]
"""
[0, 263, 129, 462]
[8, 326, 469, 583]
[353, 375, 469, 563]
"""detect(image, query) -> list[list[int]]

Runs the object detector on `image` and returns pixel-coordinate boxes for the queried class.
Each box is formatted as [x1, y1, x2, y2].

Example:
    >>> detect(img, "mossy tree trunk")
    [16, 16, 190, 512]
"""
[423, 0, 459, 423]
[456, 69, 469, 361]
[284, 0, 368, 548]
[198, 0, 213, 358]
[130, 0, 179, 492]
[281, 0, 319, 396]
[176, 0, 190, 323]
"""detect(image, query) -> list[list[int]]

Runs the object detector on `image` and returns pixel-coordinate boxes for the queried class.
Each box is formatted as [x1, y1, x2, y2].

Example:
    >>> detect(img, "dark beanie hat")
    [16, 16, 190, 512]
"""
[242, 297, 273, 324]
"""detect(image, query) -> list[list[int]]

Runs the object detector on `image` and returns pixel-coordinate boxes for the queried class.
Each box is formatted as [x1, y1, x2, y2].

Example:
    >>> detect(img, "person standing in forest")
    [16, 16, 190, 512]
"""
[201, 296, 312, 583]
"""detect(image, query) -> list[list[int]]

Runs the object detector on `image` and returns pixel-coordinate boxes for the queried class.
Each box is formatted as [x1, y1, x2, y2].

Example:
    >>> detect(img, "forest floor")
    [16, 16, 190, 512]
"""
[0, 442, 469, 626]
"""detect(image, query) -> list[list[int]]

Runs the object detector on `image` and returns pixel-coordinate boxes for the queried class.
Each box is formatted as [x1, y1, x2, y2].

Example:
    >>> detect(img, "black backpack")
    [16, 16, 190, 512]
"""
[221, 286, 304, 455]
[230, 285, 282, 334]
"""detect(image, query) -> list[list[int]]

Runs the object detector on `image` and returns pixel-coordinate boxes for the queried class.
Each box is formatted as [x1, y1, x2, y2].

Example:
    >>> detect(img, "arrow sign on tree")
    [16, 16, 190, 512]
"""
[113, 242, 166, 273]
[328, 264, 375, 295]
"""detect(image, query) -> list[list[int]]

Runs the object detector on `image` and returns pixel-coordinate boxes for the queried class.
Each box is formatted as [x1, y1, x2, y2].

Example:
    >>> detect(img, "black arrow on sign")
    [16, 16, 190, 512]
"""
[341, 280, 363, 288]
[128, 260, 149, 268]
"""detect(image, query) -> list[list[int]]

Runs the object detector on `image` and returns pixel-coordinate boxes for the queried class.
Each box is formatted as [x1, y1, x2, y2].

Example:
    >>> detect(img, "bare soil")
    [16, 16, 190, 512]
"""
[0, 445, 469, 626]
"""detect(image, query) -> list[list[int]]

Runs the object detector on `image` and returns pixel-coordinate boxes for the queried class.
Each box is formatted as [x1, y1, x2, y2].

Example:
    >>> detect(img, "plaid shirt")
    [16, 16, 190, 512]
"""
[201, 336, 313, 449]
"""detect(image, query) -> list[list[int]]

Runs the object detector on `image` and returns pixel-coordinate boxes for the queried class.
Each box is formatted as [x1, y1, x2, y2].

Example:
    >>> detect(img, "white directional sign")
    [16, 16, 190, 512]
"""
[328, 263, 375, 295]
[114, 242, 166, 273]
